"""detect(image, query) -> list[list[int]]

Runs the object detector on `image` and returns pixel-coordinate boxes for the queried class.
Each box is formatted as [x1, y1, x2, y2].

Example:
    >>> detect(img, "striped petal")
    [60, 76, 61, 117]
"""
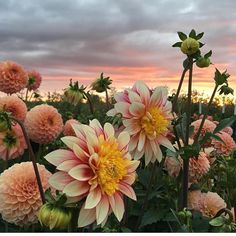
[96, 195, 109, 225]
[118, 131, 130, 150]
[137, 131, 146, 151]
[159, 136, 175, 152]
[129, 102, 145, 117]
[85, 187, 102, 209]
[108, 193, 124, 222]
[61, 136, 80, 150]
[63, 180, 90, 197]
[69, 164, 94, 181]
[118, 182, 137, 200]
[104, 123, 115, 139]
[57, 160, 80, 172]
[114, 102, 131, 118]
[78, 204, 96, 228]
[49, 171, 74, 191]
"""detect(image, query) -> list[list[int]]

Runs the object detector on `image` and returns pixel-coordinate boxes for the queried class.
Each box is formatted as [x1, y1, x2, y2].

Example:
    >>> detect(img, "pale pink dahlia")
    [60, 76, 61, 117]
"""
[191, 119, 216, 147]
[188, 190, 204, 212]
[45, 119, 139, 227]
[0, 61, 28, 94]
[222, 126, 233, 136]
[63, 119, 80, 136]
[212, 132, 236, 155]
[0, 96, 27, 121]
[201, 192, 226, 218]
[164, 156, 181, 178]
[107, 81, 174, 165]
[188, 152, 210, 183]
[0, 123, 27, 160]
[0, 162, 51, 225]
[27, 70, 42, 91]
[25, 104, 63, 144]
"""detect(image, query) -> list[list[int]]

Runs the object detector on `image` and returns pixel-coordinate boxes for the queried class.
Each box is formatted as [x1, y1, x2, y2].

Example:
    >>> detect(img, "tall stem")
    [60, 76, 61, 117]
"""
[12, 118, 45, 204]
[84, 92, 94, 115]
[193, 84, 218, 144]
[172, 67, 189, 114]
[181, 57, 193, 209]
[25, 88, 29, 102]
[105, 88, 110, 110]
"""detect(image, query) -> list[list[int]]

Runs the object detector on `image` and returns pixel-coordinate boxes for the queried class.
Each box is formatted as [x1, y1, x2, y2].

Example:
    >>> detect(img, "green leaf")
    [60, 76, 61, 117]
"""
[209, 216, 225, 227]
[213, 116, 236, 134]
[214, 68, 225, 85]
[204, 50, 212, 58]
[196, 32, 204, 40]
[140, 208, 162, 228]
[177, 31, 187, 41]
[172, 42, 182, 47]
[199, 42, 205, 48]
[200, 132, 225, 146]
[189, 29, 196, 38]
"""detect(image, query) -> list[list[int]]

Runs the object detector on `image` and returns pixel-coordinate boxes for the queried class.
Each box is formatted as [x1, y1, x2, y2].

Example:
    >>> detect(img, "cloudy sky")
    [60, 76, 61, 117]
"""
[1, 0, 236, 94]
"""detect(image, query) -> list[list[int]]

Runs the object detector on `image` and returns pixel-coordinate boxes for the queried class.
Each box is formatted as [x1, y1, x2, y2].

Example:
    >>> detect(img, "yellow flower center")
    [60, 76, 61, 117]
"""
[140, 107, 168, 137]
[97, 137, 129, 196]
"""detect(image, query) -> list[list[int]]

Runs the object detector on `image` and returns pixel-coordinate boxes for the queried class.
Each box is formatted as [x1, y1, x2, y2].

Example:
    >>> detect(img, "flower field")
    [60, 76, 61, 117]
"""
[0, 29, 236, 232]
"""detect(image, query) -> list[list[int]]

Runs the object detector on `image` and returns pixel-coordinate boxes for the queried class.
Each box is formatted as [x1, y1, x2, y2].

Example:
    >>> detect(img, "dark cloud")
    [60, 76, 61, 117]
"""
[0, 0, 236, 92]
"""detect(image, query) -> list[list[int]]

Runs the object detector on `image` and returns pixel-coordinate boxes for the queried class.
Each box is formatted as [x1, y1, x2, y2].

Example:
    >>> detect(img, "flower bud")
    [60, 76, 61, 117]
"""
[181, 37, 200, 55]
[38, 203, 72, 230]
[196, 57, 211, 68]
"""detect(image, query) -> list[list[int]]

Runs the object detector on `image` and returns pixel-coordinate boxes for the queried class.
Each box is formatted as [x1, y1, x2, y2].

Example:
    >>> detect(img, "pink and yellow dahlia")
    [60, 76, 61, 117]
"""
[0, 61, 28, 94]
[45, 119, 139, 227]
[0, 96, 27, 121]
[63, 119, 80, 136]
[0, 123, 27, 160]
[0, 162, 51, 225]
[107, 81, 174, 165]
[212, 131, 236, 155]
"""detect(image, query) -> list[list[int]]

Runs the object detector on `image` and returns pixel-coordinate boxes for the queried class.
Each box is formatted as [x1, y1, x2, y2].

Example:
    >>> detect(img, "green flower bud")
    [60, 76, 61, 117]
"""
[196, 57, 211, 68]
[181, 37, 200, 55]
[38, 203, 72, 230]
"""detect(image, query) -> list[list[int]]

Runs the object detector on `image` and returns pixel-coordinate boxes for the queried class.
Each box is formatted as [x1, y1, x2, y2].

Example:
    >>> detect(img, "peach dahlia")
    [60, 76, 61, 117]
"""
[45, 119, 139, 227]
[107, 81, 174, 165]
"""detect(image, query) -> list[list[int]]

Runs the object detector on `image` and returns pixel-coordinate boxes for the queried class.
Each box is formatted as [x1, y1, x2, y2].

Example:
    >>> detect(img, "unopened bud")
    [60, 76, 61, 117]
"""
[181, 37, 200, 55]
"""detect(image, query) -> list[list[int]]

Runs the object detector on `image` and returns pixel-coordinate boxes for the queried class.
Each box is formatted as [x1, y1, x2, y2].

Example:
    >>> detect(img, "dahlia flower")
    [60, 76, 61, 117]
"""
[188, 152, 210, 183]
[107, 81, 174, 165]
[222, 126, 233, 136]
[0, 123, 27, 160]
[0, 96, 27, 121]
[164, 156, 181, 178]
[25, 104, 63, 144]
[188, 190, 204, 212]
[0, 162, 51, 225]
[45, 119, 139, 227]
[27, 70, 42, 91]
[191, 119, 216, 147]
[201, 192, 226, 218]
[63, 119, 80, 136]
[0, 61, 28, 94]
[212, 132, 236, 155]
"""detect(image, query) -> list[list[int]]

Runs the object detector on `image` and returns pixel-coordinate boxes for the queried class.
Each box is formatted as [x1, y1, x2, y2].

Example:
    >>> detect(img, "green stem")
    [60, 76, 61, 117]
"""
[181, 57, 193, 209]
[105, 88, 110, 110]
[84, 92, 94, 115]
[25, 88, 29, 102]
[12, 118, 46, 204]
[193, 84, 218, 145]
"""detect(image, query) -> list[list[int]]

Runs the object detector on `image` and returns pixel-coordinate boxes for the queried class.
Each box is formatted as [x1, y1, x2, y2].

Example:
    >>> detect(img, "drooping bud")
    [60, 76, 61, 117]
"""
[181, 37, 200, 55]
[196, 57, 211, 68]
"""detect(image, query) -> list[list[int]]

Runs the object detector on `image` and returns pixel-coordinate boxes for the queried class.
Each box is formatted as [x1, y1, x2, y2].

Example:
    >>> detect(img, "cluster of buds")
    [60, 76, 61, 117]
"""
[214, 69, 233, 95]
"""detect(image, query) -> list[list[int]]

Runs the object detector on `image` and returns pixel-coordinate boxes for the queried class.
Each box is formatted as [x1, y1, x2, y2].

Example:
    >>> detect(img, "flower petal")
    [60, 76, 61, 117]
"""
[159, 136, 175, 152]
[108, 193, 124, 222]
[118, 131, 130, 150]
[137, 131, 146, 151]
[96, 195, 109, 225]
[61, 136, 80, 150]
[127, 160, 140, 173]
[69, 164, 94, 181]
[133, 81, 150, 106]
[78, 204, 96, 228]
[129, 102, 145, 117]
[49, 171, 74, 191]
[118, 182, 137, 201]
[85, 187, 102, 209]
[57, 160, 80, 172]
[114, 102, 131, 118]
[63, 180, 90, 197]
[104, 123, 115, 139]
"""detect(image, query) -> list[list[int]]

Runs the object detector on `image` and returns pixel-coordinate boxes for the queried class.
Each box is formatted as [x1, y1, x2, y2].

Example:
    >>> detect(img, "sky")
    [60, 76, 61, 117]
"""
[0, 0, 236, 95]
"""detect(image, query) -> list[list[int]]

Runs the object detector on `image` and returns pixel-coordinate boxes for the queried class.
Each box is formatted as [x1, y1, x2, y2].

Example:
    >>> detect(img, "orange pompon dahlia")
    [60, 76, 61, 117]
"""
[0, 162, 51, 225]
[0, 123, 27, 160]
[191, 119, 216, 147]
[212, 132, 236, 155]
[188, 190, 205, 212]
[27, 70, 42, 91]
[0, 61, 28, 94]
[164, 156, 181, 178]
[63, 119, 80, 136]
[45, 119, 139, 227]
[25, 104, 63, 144]
[107, 81, 174, 165]
[0, 96, 27, 121]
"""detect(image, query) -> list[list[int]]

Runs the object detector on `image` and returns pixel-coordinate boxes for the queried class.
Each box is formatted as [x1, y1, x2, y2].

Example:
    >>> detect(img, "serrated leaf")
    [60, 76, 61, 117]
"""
[213, 116, 236, 134]
[196, 32, 204, 40]
[214, 68, 225, 85]
[209, 216, 225, 227]
[204, 50, 212, 58]
[177, 32, 187, 41]
[172, 42, 182, 47]
[189, 29, 196, 38]
[140, 209, 162, 228]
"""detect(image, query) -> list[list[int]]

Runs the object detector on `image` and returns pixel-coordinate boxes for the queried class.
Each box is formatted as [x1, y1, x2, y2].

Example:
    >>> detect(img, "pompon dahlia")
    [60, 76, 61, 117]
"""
[63, 119, 80, 136]
[25, 104, 63, 144]
[0, 61, 28, 94]
[222, 126, 233, 136]
[44, 119, 139, 227]
[107, 81, 174, 165]
[0, 123, 27, 160]
[188, 152, 210, 183]
[212, 132, 236, 155]
[0, 162, 51, 225]
[188, 190, 204, 212]
[0, 96, 27, 121]
[164, 156, 181, 178]
[201, 192, 226, 218]
[27, 70, 42, 91]
[191, 119, 216, 147]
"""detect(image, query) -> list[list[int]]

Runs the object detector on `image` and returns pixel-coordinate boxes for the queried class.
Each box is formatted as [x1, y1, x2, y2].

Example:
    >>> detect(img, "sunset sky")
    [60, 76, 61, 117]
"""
[1, 0, 236, 95]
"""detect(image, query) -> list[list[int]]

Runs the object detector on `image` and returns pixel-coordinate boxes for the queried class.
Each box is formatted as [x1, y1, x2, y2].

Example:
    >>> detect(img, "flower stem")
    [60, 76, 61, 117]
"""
[181, 57, 193, 209]
[12, 118, 46, 204]
[105, 88, 110, 110]
[193, 84, 218, 144]
[25, 88, 29, 102]
[84, 92, 94, 115]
